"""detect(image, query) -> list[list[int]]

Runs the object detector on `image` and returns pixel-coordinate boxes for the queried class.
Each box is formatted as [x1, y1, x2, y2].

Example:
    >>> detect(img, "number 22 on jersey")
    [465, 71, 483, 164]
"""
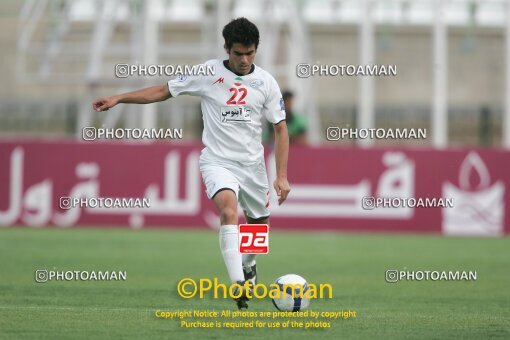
[226, 87, 248, 105]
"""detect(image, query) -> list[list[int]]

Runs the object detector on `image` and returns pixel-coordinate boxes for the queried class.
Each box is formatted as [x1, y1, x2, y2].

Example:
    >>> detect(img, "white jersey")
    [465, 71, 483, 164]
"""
[168, 59, 285, 163]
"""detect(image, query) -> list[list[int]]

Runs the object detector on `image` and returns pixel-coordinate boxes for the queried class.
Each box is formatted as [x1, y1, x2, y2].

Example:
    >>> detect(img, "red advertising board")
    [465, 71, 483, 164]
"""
[0, 140, 508, 236]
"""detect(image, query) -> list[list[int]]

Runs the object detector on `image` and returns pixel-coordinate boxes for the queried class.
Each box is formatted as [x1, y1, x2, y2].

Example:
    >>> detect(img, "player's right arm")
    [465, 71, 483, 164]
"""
[92, 84, 172, 112]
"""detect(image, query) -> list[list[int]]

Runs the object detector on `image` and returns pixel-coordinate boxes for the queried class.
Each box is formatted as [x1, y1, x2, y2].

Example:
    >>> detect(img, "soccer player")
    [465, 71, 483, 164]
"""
[92, 17, 290, 310]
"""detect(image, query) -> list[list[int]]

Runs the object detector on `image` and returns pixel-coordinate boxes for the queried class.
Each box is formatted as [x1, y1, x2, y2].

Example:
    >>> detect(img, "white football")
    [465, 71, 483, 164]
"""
[271, 274, 310, 312]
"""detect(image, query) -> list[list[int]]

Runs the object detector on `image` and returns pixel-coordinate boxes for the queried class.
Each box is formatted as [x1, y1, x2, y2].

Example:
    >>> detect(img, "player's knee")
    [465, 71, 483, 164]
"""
[247, 216, 269, 225]
[220, 206, 238, 225]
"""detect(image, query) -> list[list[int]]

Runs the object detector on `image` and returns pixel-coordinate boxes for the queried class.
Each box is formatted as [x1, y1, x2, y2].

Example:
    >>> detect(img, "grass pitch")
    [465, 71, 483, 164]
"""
[0, 227, 509, 339]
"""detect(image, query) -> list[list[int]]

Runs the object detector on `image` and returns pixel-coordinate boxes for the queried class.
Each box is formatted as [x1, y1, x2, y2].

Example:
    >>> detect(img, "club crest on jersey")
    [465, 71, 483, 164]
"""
[220, 106, 251, 123]
[212, 77, 224, 85]
[250, 79, 264, 88]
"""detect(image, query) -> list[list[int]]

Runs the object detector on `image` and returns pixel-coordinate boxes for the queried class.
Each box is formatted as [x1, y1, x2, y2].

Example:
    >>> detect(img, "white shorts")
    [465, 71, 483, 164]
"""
[199, 156, 270, 219]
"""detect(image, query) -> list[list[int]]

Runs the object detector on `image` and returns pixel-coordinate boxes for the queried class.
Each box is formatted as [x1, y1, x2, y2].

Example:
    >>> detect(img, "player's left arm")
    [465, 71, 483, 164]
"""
[273, 120, 291, 205]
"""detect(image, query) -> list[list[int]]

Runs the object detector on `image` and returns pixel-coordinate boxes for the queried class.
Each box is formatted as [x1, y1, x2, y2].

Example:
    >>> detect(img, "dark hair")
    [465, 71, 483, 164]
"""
[282, 90, 294, 101]
[222, 17, 259, 50]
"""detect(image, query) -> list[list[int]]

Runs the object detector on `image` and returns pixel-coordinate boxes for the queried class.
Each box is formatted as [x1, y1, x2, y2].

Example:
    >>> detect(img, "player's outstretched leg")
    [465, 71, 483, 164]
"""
[242, 216, 269, 286]
[242, 254, 257, 285]
[214, 190, 247, 308]
[219, 224, 244, 283]
[232, 280, 253, 310]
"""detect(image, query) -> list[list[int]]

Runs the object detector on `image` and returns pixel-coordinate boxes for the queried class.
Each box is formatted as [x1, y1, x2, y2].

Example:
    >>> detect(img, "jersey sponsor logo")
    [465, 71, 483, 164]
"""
[280, 97, 285, 111]
[212, 77, 224, 85]
[220, 106, 252, 123]
[177, 74, 188, 82]
[239, 224, 269, 254]
[249, 79, 264, 88]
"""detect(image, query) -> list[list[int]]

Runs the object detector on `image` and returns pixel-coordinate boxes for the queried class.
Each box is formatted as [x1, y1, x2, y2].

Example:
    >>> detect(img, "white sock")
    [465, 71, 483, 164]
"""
[219, 224, 245, 283]
[242, 254, 257, 268]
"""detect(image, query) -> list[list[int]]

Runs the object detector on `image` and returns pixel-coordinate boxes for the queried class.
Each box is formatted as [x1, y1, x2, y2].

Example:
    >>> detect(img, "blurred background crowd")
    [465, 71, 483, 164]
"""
[1, 0, 509, 148]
